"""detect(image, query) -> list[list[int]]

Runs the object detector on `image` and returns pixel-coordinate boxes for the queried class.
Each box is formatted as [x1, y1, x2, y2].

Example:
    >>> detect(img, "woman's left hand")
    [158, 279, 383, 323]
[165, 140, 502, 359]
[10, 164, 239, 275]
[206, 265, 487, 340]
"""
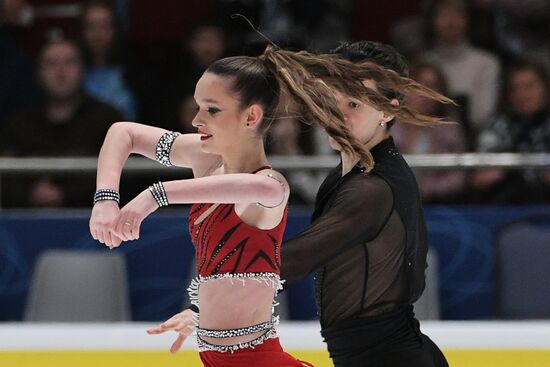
[110, 190, 158, 244]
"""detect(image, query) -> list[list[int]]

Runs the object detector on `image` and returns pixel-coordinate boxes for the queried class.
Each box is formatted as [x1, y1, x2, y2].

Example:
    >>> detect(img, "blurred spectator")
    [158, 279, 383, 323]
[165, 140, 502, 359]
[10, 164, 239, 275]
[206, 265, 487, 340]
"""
[493, 0, 550, 69]
[393, 62, 468, 203]
[0, 38, 122, 207]
[267, 115, 324, 205]
[353, 0, 423, 54]
[181, 23, 226, 92]
[472, 61, 550, 203]
[423, 0, 500, 134]
[389, 0, 431, 59]
[80, 0, 137, 120]
[135, 22, 227, 131]
[128, 0, 217, 42]
[466, 0, 500, 54]
[219, 0, 351, 54]
[0, 0, 38, 127]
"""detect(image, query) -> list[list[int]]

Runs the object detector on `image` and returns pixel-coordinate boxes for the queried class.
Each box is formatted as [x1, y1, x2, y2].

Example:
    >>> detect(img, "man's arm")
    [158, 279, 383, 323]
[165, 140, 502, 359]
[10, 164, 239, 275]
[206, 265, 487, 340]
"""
[281, 174, 393, 286]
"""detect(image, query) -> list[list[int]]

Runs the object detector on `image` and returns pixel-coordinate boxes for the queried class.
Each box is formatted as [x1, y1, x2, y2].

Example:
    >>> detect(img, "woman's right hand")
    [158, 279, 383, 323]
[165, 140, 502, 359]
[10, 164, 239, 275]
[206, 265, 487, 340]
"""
[90, 200, 122, 248]
[147, 308, 197, 354]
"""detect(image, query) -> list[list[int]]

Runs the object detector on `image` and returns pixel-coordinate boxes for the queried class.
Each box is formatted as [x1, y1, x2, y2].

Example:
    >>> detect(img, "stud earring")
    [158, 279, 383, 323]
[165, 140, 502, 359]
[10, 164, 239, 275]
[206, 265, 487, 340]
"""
[246, 123, 250, 126]
[379, 121, 385, 127]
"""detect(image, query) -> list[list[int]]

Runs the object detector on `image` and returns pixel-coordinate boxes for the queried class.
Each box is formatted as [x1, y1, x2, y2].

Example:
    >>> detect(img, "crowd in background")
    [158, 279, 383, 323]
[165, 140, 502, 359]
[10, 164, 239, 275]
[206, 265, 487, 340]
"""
[1, 0, 549, 207]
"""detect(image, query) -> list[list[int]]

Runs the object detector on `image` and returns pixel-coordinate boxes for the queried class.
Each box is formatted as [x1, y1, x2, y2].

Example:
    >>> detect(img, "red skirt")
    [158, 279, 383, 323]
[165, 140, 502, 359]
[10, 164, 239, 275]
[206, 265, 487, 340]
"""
[199, 337, 314, 367]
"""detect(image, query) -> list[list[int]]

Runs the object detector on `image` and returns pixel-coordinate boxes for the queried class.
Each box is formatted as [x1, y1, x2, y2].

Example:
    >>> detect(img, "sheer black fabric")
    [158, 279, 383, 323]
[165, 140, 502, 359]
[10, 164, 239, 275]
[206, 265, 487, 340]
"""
[281, 137, 427, 327]
[280, 137, 446, 366]
[321, 306, 448, 367]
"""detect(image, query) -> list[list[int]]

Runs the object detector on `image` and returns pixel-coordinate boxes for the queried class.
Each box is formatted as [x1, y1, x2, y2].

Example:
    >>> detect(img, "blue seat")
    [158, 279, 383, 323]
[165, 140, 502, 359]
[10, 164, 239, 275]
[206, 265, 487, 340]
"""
[495, 214, 550, 319]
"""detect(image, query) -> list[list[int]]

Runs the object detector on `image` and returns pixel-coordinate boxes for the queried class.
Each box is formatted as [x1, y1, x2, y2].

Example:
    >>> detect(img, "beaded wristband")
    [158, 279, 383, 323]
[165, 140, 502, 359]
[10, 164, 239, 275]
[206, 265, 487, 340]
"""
[155, 131, 181, 167]
[93, 189, 120, 205]
[148, 181, 169, 207]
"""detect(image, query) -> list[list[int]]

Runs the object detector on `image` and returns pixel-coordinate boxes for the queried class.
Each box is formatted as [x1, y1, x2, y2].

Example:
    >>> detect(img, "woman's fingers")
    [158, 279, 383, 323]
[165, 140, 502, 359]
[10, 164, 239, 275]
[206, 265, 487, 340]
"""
[96, 229, 106, 244]
[91, 228, 98, 241]
[108, 231, 121, 248]
[131, 219, 141, 240]
[112, 214, 129, 241]
[170, 334, 186, 354]
[121, 216, 136, 240]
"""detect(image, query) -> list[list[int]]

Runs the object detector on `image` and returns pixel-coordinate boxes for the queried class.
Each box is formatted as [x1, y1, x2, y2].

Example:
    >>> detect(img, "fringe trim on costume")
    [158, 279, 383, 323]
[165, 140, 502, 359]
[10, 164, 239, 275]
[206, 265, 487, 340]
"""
[187, 272, 283, 309]
[186, 272, 283, 352]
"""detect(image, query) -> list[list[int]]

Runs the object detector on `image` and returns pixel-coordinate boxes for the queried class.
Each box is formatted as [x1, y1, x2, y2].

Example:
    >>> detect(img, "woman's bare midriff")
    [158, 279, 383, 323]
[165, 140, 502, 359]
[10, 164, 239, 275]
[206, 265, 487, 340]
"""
[198, 277, 278, 346]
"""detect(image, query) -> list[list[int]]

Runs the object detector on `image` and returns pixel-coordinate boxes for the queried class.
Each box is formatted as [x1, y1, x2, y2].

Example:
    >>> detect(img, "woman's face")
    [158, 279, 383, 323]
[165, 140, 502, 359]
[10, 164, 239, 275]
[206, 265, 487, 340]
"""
[508, 68, 548, 116]
[329, 79, 390, 151]
[192, 72, 250, 155]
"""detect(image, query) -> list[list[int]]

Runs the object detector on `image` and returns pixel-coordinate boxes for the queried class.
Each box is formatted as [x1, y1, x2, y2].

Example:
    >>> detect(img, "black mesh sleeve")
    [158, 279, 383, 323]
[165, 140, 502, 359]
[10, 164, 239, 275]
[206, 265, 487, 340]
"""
[280, 174, 393, 286]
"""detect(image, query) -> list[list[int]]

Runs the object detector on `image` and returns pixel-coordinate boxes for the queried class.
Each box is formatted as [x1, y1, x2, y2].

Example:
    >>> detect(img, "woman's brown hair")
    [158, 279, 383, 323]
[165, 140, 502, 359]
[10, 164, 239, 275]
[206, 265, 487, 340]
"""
[259, 46, 455, 170]
[207, 45, 455, 171]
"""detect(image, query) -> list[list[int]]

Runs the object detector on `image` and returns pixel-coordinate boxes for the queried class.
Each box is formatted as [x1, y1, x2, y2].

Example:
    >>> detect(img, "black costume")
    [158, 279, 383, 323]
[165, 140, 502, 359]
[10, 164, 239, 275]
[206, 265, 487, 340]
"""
[281, 137, 448, 367]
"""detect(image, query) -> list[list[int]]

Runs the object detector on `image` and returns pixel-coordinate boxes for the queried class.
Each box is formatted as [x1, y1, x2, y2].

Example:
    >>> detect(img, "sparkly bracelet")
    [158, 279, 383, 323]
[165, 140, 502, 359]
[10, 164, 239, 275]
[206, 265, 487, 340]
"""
[155, 131, 181, 167]
[93, 189, 120, 205]
[148, 181, 169, 207]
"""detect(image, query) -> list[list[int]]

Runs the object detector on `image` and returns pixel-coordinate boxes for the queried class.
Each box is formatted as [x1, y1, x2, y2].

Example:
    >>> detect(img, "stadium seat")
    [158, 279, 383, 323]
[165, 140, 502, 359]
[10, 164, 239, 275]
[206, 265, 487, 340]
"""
[495, 214, 550, 319]
[24, 249, 131, 322]
[414, 250, 441, 320]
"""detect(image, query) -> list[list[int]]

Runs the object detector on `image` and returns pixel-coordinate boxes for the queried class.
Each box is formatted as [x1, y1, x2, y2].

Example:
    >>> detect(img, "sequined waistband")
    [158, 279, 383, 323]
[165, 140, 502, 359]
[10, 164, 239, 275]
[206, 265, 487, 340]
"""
[197, 327, 278, 353]
[197, 320, 275, 338]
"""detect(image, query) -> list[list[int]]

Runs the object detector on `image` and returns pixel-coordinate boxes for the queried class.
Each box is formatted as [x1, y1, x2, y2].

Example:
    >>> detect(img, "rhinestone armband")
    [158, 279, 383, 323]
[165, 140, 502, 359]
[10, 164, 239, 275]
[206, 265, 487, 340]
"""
[155, 131, 181, 167]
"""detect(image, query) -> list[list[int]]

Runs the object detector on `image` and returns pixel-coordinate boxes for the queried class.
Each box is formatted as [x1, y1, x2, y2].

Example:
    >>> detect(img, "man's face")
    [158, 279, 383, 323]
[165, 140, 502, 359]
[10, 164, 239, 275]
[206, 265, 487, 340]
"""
[39, 41, 83, 100]
[329, 79, 388, 151]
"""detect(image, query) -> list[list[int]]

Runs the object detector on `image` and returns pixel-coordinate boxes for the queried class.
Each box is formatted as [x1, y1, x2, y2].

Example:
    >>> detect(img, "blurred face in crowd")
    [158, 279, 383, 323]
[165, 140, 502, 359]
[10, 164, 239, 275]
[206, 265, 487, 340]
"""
[189, 26, 226, 67]
[406, 66, 445, 116]
[1, 0, 26, 24]
[83, 4, 115, 60]
[329, 80, 393, 151]
[39, 41, 83, 100]
[508, 68, 549, 116]
[434, 2, 467, 45]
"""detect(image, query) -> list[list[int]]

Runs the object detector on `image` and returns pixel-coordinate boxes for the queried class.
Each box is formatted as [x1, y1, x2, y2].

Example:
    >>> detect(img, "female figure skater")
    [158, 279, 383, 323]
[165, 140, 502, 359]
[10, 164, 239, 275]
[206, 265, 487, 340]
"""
[89, 45, 378, 366]
[153, 42, 453, 367]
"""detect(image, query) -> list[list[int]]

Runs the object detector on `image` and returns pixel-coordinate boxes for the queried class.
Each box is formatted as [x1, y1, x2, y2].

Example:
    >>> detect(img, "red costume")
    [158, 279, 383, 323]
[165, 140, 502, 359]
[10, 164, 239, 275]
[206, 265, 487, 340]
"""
[189, 201, 286, 277]
[186, 166, 312, 367]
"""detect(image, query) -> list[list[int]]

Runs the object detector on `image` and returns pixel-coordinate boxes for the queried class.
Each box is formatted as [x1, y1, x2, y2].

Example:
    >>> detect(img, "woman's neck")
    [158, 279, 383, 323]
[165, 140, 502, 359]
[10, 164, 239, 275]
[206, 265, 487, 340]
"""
[221, 141, 270, 174]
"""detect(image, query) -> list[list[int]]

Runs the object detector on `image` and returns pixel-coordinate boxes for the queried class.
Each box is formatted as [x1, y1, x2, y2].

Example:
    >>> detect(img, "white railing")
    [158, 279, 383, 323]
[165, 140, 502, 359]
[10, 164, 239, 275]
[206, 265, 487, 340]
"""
[0, 153, 548, 208]
[0, 153, 549, 173]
